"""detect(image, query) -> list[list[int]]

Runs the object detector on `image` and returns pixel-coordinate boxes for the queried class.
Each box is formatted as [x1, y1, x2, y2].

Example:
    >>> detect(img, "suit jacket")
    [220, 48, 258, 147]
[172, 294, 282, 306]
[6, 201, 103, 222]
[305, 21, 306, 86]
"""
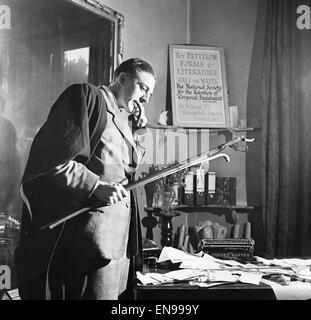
[15, 83, 143, 298]
[58, 85, 144, 260]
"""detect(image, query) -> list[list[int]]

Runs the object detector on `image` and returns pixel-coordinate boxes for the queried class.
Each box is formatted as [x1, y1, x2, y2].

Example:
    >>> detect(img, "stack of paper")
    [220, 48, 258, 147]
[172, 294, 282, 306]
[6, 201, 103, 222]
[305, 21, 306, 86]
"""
[158, 246, 223, 270]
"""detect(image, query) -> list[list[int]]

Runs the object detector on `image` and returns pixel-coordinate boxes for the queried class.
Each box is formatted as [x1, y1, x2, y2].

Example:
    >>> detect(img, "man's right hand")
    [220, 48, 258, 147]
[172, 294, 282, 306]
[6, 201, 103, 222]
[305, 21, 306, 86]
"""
[92, 181, 128, 205]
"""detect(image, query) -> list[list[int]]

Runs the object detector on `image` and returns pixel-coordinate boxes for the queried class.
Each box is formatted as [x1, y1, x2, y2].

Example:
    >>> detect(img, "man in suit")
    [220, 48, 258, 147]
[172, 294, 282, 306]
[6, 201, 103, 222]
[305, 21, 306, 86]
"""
[15, 58, 156, 300]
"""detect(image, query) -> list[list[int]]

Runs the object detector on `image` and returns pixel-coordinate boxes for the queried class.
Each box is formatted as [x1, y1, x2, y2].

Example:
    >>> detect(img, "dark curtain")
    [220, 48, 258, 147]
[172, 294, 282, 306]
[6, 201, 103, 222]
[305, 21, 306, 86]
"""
[261, 0, 311, 257]
[88, 19, 114, 86]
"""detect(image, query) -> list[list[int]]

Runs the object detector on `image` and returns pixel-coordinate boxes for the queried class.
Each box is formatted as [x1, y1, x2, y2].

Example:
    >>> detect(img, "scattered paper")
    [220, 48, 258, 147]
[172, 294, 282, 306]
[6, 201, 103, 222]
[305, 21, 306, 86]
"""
[158, 246, 223, 271]
[238, 272, 262, 285]
[147, 273, 172, 283]
[277, 258, 311, 266]
[220, 260, 246, 267]
[254, 256, 274, 265]
[136, 272, 161, 285]
[157, 246, 193, 263]
[194, 282, 229, 288]
[142, 248, 311, 299]
[207, 270, 239, 282]
[255, 256, 311, 268]
[179, 254, 221, 270]
[291, 266, 311, 277]
[261, 278, 311, 300]
[164, 268, 206, 281]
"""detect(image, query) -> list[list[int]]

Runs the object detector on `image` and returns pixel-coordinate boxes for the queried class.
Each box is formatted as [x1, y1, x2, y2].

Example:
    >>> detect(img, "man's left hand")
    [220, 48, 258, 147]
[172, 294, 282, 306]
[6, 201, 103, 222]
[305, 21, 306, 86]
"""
[132, 101, 148, 128]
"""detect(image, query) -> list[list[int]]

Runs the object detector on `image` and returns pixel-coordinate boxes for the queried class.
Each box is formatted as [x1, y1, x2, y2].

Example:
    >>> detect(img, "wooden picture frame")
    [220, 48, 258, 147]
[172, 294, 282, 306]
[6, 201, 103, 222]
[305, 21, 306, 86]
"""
[169, 45, 229, 128]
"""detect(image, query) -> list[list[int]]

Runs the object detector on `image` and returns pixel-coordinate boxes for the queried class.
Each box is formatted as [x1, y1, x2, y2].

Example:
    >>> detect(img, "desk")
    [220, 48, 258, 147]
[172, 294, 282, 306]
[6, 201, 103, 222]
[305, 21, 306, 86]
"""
[135, 280, 276, 300]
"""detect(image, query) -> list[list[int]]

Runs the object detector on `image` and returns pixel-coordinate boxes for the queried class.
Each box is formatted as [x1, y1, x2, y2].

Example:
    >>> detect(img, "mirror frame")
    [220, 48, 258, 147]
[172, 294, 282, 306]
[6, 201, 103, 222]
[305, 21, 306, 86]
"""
[70, 0, 124, 78]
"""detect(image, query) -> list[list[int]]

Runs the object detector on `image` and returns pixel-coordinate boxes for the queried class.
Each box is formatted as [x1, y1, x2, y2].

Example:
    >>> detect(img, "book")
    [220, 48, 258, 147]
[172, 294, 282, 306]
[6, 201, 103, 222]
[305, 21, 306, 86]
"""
[205, 171, 216, 204]
[206, 176, 237, 206]
[182, 171, 194, 206]
[194, 167, 205, 206]
[177, 224, 186, 249]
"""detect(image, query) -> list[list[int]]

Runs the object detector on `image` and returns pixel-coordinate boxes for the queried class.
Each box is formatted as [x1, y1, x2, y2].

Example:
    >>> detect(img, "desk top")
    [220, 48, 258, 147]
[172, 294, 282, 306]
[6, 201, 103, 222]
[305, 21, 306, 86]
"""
[136, 282, 275, 300]
[137, 281, 272, 291]
[135, 269, 276, 300]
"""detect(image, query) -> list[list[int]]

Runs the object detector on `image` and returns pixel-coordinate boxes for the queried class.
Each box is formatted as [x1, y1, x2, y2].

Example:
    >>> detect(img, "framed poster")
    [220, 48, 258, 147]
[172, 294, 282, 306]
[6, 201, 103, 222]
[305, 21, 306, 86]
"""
[169, 45, 229, 128]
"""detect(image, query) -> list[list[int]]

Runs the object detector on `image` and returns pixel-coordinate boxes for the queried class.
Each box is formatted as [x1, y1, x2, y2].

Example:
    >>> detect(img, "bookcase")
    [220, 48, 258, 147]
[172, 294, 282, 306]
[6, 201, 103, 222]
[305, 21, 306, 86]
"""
[141, 124, 260, 252]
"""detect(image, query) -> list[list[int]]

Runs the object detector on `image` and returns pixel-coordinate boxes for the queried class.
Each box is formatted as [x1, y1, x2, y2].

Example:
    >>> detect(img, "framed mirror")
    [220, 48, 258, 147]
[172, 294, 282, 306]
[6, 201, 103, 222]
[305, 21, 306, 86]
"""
[1, 0, 124, 127]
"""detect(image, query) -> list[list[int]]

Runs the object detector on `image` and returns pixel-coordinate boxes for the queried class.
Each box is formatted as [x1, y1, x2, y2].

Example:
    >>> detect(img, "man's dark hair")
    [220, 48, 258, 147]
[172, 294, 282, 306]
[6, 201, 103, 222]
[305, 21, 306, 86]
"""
[114, 58, 156, 81]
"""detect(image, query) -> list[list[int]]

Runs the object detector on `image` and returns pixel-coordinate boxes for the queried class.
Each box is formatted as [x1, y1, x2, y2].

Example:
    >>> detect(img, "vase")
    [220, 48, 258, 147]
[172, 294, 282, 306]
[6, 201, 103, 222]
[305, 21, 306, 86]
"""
[160, 188, 176, 211]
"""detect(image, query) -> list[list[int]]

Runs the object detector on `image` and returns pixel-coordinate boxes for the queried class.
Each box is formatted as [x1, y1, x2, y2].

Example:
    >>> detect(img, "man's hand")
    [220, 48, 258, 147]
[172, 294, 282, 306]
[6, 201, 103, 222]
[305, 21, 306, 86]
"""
[92, 181, 128, 205]
[132, 101, 148, 128]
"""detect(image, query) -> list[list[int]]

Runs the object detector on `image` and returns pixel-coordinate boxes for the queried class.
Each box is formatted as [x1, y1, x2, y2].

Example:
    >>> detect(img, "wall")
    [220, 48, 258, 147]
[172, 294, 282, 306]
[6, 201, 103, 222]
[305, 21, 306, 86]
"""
[103, 0, 189, 124]
[190, 0, 258, 119]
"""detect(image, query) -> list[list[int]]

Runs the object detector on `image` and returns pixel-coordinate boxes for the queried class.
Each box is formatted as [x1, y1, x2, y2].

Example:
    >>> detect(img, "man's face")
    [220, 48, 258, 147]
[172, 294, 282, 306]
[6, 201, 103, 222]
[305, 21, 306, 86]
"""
[118, 71, 156, 113]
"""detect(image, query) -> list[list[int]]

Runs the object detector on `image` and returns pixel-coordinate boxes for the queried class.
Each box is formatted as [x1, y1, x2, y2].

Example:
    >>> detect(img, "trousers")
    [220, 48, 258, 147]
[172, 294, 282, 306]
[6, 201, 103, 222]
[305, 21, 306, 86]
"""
[49, 249, 130, 300]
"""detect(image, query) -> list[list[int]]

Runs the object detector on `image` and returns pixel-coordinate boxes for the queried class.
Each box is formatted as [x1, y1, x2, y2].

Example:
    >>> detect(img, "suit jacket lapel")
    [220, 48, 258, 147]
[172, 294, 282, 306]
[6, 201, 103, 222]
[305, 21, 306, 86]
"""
[98, 86, 140, 166]
[106, 102, 137, 150]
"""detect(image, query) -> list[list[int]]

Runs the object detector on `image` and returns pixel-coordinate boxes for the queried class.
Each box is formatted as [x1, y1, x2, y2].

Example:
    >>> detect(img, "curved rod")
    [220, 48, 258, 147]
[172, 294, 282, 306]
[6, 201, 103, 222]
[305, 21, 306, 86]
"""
[41, 136, 253, 230]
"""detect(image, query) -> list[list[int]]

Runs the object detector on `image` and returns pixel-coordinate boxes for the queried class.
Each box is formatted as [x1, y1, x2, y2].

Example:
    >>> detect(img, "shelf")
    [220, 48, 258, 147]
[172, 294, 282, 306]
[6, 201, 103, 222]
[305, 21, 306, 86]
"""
[210, 127, 260, 133]
[146, 123, 260, 133]
[172, 205, 256, 212]
[145, 205, 258, 212]
[144, 205, 260, 224]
